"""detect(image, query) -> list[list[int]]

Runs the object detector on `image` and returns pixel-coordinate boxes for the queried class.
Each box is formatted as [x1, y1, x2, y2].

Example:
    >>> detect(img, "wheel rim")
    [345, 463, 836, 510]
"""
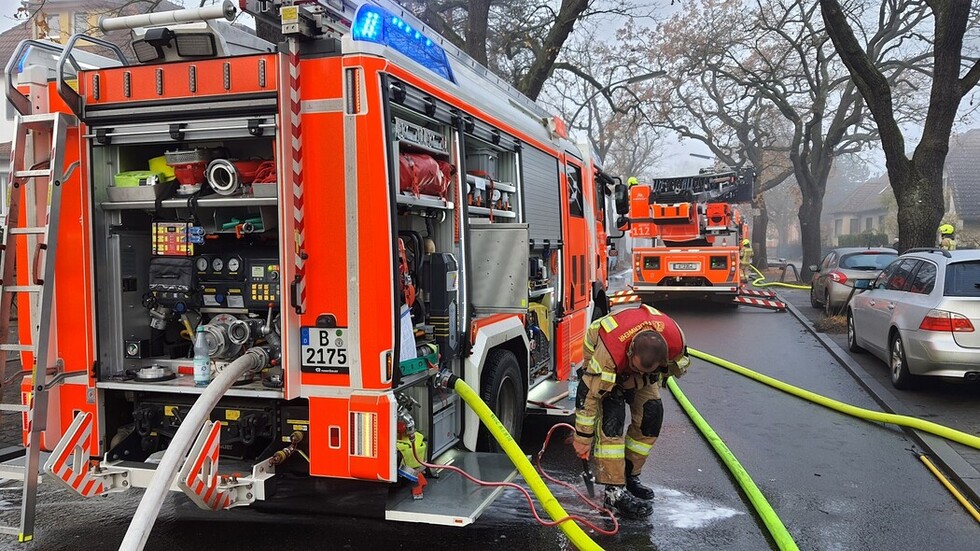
[825, 294, 831, 315]
[847, 315, 855, 345]
[495, 375, 519, 434]
[891, 338, 903, 379]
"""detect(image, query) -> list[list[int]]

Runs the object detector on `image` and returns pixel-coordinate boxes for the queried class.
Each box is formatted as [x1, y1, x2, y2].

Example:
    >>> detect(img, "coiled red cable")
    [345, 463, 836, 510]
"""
[411, 422, 619, 535]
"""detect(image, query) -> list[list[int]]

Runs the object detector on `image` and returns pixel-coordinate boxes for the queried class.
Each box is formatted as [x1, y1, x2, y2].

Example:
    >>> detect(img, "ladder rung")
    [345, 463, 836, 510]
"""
[0, 404, 28, 412]
[0, 526, 21, 536]
[20, 113, 60, 126]
[8, 227, 47, 235]
[3, 286, 42, 293]
[13, 170, 51, 179]
[0, 344, 33, 352]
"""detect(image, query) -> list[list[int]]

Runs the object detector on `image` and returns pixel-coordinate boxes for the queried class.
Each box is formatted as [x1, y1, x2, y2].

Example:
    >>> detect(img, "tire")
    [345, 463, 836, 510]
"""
[846, 310, 864, 353]
[810, 286, 821, 309]
[889, 333, 917, 390]
[824, 292, 834, 316]
[478, 349, 526, 452]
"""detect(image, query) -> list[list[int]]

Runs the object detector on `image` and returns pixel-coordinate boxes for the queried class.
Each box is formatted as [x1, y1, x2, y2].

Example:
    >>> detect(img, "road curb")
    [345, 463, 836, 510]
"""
[780, 296, 980, 507]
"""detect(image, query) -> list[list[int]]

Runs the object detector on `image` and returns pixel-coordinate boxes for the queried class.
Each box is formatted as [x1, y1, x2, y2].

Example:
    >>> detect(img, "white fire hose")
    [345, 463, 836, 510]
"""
[118, 348, 268, 551]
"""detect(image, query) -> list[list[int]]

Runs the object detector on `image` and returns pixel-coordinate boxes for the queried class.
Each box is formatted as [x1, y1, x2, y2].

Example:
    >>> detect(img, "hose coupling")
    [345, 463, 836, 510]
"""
[433, 369, 458, 389]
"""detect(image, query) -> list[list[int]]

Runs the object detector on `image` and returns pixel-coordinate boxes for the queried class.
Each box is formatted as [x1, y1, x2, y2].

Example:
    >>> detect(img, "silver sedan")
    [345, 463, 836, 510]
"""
[810, 247, 897, 315]
[847, 249, 980, 389]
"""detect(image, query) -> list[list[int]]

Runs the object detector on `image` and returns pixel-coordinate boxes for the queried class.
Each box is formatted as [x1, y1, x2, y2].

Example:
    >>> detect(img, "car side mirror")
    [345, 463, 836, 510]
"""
[852, 279, 872, 290]
[808, 265, 819, 273]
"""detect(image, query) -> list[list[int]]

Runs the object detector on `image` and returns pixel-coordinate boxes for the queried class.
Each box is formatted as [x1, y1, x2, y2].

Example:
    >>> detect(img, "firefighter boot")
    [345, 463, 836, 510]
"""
[625, 459, 655, 500]
[604, 485, 653, 519]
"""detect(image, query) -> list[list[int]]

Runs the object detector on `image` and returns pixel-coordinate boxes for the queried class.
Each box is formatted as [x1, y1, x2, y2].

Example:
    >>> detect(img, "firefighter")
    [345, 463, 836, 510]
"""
[572, 304, 689, 519]
[939, 224, 957, 251]
[740, 238, 754, 281]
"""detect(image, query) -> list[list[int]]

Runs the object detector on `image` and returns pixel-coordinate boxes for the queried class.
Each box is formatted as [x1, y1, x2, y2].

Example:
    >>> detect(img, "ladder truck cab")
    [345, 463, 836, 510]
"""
[0, 0, 619, 539]
[620, 167, 754, 304]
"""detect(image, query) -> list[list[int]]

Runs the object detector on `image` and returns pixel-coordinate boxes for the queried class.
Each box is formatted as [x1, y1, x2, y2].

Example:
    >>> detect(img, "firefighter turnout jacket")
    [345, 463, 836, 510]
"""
[574, 305, 689, 485]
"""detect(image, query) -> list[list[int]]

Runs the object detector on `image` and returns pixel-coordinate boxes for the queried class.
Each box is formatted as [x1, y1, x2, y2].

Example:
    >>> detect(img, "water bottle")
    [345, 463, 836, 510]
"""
[568, 369, 579, 405]
[193, 326, 211, 386]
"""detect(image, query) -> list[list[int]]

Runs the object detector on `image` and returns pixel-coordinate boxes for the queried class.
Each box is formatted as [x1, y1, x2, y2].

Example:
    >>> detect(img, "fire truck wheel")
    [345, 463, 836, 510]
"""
[478, 349, 526, 452]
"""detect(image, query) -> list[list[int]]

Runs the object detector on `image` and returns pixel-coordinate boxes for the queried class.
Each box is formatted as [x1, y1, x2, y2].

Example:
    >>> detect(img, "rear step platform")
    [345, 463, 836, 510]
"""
[526, 378, 574, 416]
[386, 449, 518, 526]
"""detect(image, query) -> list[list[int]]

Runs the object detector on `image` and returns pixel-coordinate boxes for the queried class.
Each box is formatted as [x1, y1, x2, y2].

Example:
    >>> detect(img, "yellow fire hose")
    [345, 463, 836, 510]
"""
[667, 378, 799, 550]
[446, 373, 603, 551]
[748, 264, 811, 290]
[687, 347, 980, 523]
[687, 348, 980, 450]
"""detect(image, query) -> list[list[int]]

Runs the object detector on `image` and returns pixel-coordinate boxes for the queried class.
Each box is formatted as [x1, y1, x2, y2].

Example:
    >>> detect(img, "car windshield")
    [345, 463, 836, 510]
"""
[839, 252, 897, 270]
[944, 261, 980, 297]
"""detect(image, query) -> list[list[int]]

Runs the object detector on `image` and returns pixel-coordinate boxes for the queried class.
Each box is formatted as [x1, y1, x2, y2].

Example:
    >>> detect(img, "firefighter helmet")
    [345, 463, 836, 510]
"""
[939, 223, 955, 236]
[742, 239, 751, 246]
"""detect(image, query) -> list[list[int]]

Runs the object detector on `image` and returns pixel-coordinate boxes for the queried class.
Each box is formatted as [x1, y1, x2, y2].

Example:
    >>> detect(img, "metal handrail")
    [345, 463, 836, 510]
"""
[56, 33, 128, 118]
[4, 39, 66, 116]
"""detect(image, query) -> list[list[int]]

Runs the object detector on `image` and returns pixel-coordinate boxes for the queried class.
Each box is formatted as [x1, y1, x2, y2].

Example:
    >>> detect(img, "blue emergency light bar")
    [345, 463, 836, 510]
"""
[351, 4, 455, 83]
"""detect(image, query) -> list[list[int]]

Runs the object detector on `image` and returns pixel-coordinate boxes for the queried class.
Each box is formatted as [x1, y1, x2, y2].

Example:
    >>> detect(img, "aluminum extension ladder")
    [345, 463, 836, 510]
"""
[0, 112, 78, 542]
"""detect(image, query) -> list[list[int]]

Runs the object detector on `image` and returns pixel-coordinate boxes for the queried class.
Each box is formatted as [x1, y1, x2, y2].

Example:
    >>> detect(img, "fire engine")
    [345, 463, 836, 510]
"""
[623, 167, 754, 304]
[0, 0, 621, 541]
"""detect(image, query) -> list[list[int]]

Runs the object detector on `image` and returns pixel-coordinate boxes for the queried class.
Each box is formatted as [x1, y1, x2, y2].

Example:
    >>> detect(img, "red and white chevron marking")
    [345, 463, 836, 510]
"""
[181, 421, 233, 510]
[733, 296, 787, 311]
[609, 290, 641, 305]
[44, 412, 105, 497]
[739, 286, 777, 298]
[288, 41, 307, 314]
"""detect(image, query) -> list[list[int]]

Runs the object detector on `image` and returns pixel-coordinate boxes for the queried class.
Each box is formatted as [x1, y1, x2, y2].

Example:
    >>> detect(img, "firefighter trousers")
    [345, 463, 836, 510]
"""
[594, 375, 664, 486]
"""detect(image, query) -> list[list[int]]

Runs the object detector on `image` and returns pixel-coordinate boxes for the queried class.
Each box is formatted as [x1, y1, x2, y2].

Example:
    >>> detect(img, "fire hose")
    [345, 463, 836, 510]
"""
[119, 348, 270, 551]
[434, 371, 607, 551]
[687, 347, 980, 523]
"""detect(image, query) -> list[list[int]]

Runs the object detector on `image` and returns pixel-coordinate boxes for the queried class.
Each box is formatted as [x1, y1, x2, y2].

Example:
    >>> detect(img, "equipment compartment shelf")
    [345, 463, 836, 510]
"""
[465, 173, 515, 193]
[468, 206, 516, 218]
[396, 193, 454, 210]
[101, 195, 278, 210]
[97, 375, 284, 399]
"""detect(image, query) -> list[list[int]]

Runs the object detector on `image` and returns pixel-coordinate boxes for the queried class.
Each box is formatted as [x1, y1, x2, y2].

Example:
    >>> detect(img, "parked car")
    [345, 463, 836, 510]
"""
[847, 248, 980, 389]
[810, 247, 898, 315]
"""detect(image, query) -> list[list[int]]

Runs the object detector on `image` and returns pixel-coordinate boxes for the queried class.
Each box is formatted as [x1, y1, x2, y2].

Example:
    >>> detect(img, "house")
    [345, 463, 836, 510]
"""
[945, 129, 980, 247]
[823, 174, 894, 247]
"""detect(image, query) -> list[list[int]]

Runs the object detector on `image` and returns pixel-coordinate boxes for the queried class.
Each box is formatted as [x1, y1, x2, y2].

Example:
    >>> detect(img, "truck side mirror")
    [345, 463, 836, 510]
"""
[613, 183, 629, 215]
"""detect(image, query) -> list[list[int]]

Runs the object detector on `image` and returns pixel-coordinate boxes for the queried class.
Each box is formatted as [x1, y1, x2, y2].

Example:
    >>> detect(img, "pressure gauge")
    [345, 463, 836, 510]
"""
[196, 257, 209, 272]
[227, 257, 241, 273]
[212, 257, 224, 272]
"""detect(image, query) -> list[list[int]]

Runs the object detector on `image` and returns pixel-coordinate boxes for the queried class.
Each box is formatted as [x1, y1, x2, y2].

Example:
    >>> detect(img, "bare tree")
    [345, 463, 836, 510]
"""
[821, 0, 980, 250]
[403, 0, 644, 100]
[631, 10, 797, 268]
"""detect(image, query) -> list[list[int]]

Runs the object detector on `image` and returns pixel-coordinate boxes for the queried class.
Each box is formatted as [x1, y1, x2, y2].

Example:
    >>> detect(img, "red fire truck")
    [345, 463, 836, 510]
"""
[0, 0, 619, 540]
[623, 167, 754, 304]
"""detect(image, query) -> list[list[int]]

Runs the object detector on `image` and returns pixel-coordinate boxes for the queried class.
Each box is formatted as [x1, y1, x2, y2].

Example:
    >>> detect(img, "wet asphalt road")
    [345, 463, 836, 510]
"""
[3, 296, 980, 550]
[780, 286, 980, 474]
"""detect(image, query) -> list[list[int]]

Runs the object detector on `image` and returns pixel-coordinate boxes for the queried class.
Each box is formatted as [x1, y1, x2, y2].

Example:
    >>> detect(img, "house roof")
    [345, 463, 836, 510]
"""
[946, 129, 980, 221]
[827, 175, 892, 216]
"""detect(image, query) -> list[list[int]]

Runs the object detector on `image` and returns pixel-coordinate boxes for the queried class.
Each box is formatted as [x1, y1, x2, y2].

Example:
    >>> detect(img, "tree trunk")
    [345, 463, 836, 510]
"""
[518, 0, 589, 100]
[893, 164, 944, 251]
[464, 0, 492, 66]
[798, 187, 823, 282]
[751, 193, 769, 270]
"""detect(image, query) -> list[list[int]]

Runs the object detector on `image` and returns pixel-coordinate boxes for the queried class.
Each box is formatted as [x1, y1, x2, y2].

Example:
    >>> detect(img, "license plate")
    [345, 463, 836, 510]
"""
[670, 262, 700, 272]
[301, 327, 350, 374]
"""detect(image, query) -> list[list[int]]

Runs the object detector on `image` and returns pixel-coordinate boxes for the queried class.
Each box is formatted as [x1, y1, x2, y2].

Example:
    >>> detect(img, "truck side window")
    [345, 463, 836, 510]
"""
[566, 163, 584, 218]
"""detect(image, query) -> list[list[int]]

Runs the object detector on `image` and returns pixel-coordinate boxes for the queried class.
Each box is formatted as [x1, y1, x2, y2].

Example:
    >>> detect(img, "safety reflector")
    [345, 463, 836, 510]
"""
[350, 412, 377, 458]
